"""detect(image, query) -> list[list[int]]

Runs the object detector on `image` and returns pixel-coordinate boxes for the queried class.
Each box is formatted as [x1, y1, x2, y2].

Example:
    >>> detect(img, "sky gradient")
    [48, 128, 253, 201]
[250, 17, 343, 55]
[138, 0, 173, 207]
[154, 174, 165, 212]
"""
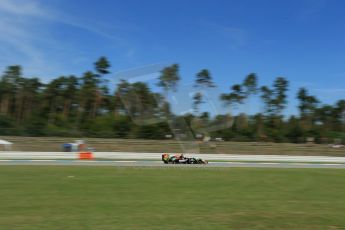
[0, 0, 344, 115]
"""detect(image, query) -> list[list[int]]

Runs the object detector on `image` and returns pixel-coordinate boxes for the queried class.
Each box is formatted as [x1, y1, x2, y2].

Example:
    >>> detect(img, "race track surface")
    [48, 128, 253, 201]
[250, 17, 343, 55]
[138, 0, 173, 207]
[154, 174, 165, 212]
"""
[2, 152, 345, 163]
[1, 160, 345, 169]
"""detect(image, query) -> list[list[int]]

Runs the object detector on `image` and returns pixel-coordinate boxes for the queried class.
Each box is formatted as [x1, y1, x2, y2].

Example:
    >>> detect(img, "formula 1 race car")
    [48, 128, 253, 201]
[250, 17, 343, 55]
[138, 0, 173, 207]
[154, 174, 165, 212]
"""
[162, 153, 208, 164]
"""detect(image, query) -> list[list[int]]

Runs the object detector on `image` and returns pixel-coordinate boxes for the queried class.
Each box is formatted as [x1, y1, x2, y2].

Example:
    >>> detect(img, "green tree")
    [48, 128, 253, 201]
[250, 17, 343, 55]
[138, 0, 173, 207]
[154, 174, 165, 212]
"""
[285, 115, 304, 143]
[114, 80, 163, 122]
[42, 76, 66, 124]
[61, 76, 79, 119]
[260, 77, 289, 116]
[260, 86, 274, 114]
[79, 71, 98, 119]
[0, 65, 22, 116]
[243, 73, 258, 98]
[220, 73, 257, 110]
[157, 64, 180, 94]
[296, 88, 319, 132]
[297, 88, 319, 116]
[114, 80, 131, 115]
[272, 77, 289, 115]
[18, 77, 42, 122]
[333, 100, 345, 130]
[157, 64, 180, 121]
[195, 69, 215, 88]
[220, 84, 246, 109]
[193, 69, 216, 114]
[94, 56, 111, 75]
[93, 56, 111, 118]
[192, 92, 203, 114]
[315, 105, 334, 132]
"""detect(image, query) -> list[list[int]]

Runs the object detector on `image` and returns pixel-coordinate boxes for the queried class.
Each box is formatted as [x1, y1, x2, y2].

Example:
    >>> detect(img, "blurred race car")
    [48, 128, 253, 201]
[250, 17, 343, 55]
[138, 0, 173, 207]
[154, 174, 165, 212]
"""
[162, 153, 208, 164]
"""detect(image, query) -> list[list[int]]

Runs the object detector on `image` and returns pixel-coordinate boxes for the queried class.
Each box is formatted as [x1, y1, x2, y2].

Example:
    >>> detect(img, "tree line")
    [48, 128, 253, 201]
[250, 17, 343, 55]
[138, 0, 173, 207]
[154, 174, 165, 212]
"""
[0, 57, 344, 143]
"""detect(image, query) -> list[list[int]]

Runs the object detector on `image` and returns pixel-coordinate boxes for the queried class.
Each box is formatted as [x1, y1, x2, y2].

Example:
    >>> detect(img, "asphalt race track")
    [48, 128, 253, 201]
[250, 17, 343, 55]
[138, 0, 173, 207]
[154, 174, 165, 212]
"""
[1, 152, 345, 168]
[1, 159, 345, 169]
[2, 152, 345, 162]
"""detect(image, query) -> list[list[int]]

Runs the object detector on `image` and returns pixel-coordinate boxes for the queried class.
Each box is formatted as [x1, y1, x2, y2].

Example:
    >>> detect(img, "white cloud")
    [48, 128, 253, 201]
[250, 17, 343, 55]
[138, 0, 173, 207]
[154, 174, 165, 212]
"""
[0, 0, 137, 79]
[0, 0, 56, 77]
[0, 0, 46, 17]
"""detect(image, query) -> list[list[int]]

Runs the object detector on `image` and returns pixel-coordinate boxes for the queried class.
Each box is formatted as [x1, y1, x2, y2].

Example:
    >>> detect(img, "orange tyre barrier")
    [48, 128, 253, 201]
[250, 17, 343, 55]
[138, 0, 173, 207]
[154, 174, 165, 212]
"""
[79, 152, 94, 160]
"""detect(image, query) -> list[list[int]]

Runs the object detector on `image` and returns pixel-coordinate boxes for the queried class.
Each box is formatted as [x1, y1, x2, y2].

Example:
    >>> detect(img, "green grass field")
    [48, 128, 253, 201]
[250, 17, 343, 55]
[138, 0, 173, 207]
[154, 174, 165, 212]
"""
[1, 167, 345, 229]
[2, 136, 345, 156]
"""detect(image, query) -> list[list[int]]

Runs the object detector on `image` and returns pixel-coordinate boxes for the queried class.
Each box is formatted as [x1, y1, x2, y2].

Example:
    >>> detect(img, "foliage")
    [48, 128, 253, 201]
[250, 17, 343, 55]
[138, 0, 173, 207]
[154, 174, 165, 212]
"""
[157, 64, 180, 93]
[0, 59, 344, 143]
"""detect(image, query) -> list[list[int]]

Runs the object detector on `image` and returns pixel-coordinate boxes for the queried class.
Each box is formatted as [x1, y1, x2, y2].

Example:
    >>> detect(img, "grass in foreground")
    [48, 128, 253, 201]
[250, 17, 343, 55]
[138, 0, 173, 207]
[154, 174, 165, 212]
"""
[1, 167, 345, 229]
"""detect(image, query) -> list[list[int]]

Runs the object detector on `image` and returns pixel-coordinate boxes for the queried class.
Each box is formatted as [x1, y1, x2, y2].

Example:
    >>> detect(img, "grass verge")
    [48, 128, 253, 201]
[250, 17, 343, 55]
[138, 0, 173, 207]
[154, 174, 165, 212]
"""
[1, 166, 345, 229]
[2, 136, 345, 156]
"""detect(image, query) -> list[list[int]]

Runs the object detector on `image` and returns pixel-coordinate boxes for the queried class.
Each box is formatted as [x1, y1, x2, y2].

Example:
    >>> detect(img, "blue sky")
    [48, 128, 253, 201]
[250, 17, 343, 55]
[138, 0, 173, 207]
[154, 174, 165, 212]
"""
[0, 0, 344, 115]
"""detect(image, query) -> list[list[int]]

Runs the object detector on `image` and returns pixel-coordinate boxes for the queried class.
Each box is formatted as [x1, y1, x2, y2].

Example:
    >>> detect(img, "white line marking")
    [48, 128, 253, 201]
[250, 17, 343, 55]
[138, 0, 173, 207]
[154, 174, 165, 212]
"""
[74, 160, 137, 163]
[30, 160, 55, 162]
[114, 161, 136, 163]
[75, 160, 98, 163]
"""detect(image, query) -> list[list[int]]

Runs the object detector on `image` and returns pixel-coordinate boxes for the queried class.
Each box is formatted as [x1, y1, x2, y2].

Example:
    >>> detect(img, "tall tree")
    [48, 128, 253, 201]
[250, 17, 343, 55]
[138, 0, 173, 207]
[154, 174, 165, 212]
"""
[297, 88, 319, 117]
[43, 77, 62, 123]
[260, 86, 274, 115]
[195, 69, 215, 88]
[242, 73, 258, 98]
[334, 100, 345, 131]
[157, 64, 180, 94]
[220, 73, 257, 110]
[192, 92, 203, 113]
[114, 80, 131, 115]
[94, 56, 111, 75]
[79, 71, 98, 119]
[315, 105, 334, 132]
[61, 76, 79, 119]
[114, 80, 163, 120]
[193, 69, 215, 114]
[273, 77, 289, 115]
[17, 77, 42, 122]
[220, 84, 246, 109]
[0, 65, 22, 116]
[260, 77, 289, 116]
[157, 64, 180, 118]
[93, 56, 111, 118]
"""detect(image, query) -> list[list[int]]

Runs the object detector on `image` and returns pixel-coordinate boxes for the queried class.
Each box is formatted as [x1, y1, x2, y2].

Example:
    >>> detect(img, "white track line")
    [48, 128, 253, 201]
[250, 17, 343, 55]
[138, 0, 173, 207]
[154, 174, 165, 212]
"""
[29, 160, 55, 162]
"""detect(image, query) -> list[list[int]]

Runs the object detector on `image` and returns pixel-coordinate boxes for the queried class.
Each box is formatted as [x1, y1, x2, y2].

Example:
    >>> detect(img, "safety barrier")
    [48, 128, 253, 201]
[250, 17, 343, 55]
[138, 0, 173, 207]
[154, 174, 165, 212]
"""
[79, 152, 94, 160]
